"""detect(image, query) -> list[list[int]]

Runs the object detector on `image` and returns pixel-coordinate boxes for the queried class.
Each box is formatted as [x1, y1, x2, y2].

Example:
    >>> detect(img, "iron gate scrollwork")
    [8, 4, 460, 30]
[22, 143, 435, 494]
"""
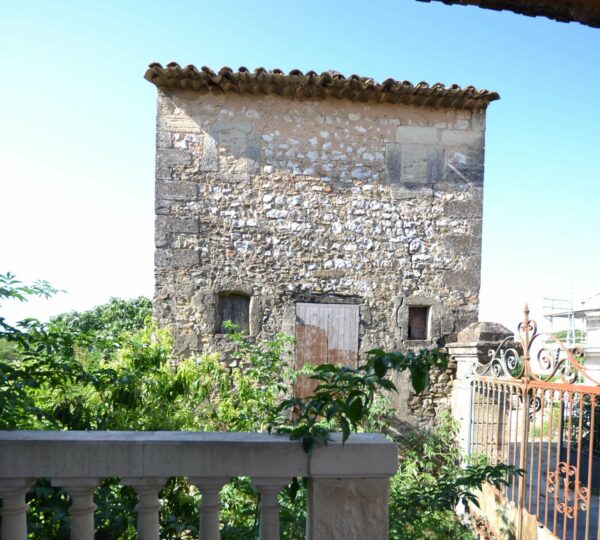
[471, 305, 600, 540]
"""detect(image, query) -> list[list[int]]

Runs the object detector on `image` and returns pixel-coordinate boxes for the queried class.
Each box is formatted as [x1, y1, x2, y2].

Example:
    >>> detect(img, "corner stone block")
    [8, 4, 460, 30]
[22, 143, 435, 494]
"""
[156, 216, 199, 235]
[154, 249, 170, 268]
[156, 131, 172, 149]
[443, 270, 480, 292]
[444, 197, 483, 219]
[155, 228, 169, 249]
[156, 181, 197, 201]
[157, 148, 192, 167]
[443, 233, 482, 255]
[440, 129, 484, 147]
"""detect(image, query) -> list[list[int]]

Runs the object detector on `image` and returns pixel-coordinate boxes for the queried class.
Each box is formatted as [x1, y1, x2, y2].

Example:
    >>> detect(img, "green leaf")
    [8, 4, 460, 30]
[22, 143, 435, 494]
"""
[302, 435, 315, 454]
[409, 365, 429, 394]
[377, 378, 397, 391]
[347, 397, 363, 425]
[373, 356, 386, 379]
[340, 417, 351, 443]
[313, 364, 338, 373]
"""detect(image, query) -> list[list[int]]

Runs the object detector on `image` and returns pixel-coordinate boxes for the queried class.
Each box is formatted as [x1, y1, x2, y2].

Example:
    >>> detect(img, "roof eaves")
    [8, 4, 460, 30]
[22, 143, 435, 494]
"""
[144, 63, 500, 111]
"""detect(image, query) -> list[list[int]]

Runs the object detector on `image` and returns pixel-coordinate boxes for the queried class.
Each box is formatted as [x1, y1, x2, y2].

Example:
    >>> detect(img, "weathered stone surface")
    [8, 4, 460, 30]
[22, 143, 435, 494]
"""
[152, 89, 490, 427]
[156, 181, 197, 200]
[396, 125, 438, 144]
[457, 321, 513, 343]
[307, 478, 390, 540]
[385, 143, 402, 184]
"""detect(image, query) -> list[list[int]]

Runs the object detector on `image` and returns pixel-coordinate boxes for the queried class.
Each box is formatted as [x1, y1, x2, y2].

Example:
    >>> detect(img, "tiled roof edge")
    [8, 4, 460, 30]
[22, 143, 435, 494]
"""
[144, 63, 500, 111]
[416, 0, 600, 28]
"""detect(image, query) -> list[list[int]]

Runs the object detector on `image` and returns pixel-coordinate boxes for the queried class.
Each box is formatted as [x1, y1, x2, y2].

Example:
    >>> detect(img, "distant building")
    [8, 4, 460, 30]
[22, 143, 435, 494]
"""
[545, 293, 600, 364]
[146, 63, 498, 424]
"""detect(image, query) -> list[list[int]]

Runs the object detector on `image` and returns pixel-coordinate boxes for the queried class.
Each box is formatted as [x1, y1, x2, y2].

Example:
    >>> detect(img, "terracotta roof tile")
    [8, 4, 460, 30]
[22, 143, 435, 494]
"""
[417, 0, 600, 28]
[144, 63, 499, 111]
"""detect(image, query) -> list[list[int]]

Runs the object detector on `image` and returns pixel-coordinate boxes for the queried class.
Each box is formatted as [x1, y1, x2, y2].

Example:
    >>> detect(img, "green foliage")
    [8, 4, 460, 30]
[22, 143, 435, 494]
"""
[0, 337, 18, 363]
[275, 347, 447, 453]
[389, 413, 520, 540]
[49, 296, 152, 337]
[0, 275, 303, 538]
[0, 272, 520, 539]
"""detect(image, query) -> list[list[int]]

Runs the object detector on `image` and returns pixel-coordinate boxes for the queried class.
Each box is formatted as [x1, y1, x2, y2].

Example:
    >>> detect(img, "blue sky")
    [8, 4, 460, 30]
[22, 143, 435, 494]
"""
[1, 0, 599, 330]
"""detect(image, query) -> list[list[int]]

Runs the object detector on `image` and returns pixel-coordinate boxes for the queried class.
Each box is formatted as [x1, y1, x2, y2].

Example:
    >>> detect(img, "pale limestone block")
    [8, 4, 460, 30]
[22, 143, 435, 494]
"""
[427, 145, 445, 183]
[218, 128, 247, 155]
[395, 125, 437, 144]
[441, 129, 484, 147]
[307, 478, 390, 540]
[200, 133, 218, 172]
[385, 142, 401, 183]
[400, 143, 428, 183]
[471, 111, 486, 132]
[157, 115, 202, 133]
[156, 131, 172, 148]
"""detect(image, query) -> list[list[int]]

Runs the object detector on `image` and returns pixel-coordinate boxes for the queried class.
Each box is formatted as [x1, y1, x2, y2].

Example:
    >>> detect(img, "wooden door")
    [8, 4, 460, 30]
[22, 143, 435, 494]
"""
[295, 302, 359, 398]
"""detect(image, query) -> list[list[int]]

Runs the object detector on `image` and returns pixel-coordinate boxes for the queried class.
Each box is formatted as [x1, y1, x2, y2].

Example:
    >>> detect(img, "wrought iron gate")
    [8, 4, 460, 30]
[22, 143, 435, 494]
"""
[471, 306, 600, 539]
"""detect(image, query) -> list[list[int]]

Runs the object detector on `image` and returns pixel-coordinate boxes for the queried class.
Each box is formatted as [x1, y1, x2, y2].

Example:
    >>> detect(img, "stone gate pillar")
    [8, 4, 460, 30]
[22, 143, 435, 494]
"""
[446, 322, 513, 455]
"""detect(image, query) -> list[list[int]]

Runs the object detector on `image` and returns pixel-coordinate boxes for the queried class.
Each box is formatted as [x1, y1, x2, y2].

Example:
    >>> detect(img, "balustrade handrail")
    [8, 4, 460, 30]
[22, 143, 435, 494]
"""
[0, 431, 397, 540]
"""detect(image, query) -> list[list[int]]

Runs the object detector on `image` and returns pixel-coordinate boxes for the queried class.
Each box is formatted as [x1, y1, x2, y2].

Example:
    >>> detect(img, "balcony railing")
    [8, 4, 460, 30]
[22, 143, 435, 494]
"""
[0, 431, 397, 540]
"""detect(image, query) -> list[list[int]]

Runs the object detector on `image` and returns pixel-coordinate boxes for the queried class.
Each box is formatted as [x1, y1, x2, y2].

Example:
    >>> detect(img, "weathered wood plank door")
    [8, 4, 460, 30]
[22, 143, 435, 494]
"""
[295, 302, 359, 398]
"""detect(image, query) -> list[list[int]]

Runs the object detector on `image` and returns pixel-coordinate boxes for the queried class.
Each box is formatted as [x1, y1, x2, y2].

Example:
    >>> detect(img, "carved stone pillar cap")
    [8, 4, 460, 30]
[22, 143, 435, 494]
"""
[452, 322, 514, 345]
[456, 321, 513, 344]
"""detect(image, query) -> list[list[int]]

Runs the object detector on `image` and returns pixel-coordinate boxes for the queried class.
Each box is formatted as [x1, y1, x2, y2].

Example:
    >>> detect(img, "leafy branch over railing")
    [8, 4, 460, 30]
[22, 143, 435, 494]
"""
[274, 348, 448, 453]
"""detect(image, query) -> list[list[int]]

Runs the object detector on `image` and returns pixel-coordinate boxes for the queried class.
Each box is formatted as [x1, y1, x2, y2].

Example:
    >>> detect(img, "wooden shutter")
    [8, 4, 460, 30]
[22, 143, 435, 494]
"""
[217, 294, 250, 333]
[408, 306, 429, 340]
[295, 302, 359, 397]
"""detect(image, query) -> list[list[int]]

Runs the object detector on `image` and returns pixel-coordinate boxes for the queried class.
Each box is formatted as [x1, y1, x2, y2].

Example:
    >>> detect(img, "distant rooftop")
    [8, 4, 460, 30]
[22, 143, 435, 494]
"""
[144, 63, 499, 110]
[546, 294, 600, 317]
[417, 0, 600, 28]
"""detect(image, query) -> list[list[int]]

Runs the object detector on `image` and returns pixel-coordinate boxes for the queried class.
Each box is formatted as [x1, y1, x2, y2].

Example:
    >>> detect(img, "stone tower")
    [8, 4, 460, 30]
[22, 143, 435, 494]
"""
[146, 63, 498, 422]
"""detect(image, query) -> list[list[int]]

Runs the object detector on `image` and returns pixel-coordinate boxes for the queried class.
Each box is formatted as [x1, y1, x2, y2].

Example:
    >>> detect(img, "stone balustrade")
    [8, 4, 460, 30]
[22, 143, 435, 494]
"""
[0, 431, 397, 539]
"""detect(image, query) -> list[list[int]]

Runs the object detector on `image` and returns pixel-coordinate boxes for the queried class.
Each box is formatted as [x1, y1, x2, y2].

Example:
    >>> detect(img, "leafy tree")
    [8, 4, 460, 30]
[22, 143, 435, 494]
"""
[49, 296, 152, 337]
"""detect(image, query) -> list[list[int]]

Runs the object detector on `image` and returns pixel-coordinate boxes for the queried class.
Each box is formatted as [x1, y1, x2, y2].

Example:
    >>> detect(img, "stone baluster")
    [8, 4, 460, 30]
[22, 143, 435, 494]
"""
[189, 477, 229, 540]
[53, 478, 99, 540]
[122, 477, 166, 540]
[0, 478, 34, 540]
[252, 478, 289, 540]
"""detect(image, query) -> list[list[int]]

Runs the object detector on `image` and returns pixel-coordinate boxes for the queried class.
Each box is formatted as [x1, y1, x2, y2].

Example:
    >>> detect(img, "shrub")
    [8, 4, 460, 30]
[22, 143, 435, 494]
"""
[0, 273, 517, 539]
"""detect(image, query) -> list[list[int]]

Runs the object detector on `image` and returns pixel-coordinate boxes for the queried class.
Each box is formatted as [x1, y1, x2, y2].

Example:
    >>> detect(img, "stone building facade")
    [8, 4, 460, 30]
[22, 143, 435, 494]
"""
[146, 64, 498, 426]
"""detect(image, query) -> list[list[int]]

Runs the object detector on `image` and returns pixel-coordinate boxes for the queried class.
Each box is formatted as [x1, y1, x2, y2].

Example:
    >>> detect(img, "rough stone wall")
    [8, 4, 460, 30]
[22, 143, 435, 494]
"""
[153, 89, 487, 427]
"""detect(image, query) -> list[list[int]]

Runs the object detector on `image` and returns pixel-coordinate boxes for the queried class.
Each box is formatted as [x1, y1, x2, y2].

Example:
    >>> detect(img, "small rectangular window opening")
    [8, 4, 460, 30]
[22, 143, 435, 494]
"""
[408, 306, 429, 340]
[217, 293, 250, 334]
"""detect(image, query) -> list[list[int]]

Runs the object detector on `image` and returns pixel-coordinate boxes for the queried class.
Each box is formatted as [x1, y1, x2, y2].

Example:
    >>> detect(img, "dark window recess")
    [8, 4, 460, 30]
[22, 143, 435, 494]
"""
[408, 306, 429, 340]
[217, 293, 250, 333]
